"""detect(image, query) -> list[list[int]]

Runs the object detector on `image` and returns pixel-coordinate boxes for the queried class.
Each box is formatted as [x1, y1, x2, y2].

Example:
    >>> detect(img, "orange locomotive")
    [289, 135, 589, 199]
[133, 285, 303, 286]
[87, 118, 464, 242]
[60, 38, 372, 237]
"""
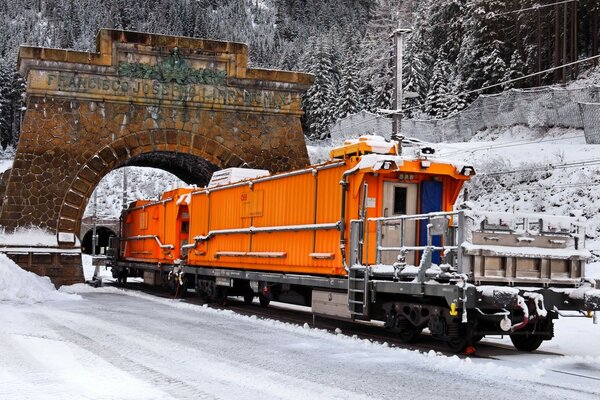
[121, 136, 468, 274]
[111, 135, 600, 352]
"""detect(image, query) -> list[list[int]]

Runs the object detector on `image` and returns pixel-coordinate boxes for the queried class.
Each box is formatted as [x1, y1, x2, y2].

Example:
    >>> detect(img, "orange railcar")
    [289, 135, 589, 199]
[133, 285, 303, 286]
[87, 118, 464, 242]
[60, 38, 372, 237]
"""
[121, 187, 193, 264]
[118, 136, 470, 275]
[183, 142, 469, 275]
[111, 135, 599, 352]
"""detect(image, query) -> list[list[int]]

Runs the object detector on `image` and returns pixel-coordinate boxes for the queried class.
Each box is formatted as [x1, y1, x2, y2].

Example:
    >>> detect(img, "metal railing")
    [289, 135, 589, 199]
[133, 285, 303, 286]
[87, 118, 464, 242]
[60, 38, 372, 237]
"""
[368, 210, 464, 268]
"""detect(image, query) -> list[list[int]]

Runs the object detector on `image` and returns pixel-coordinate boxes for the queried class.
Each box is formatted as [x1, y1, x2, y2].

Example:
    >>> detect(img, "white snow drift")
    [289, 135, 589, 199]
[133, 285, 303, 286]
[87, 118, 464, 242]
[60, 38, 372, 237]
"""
[0, 253, 79, 303]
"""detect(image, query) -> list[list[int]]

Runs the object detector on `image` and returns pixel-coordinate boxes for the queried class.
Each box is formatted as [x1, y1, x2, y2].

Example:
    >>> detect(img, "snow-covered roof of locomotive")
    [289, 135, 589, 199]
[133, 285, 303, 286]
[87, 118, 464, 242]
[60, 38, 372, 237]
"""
[336, 135, 475, 174]
[342, 135, 397, 154]
[208, 168, 270, 188]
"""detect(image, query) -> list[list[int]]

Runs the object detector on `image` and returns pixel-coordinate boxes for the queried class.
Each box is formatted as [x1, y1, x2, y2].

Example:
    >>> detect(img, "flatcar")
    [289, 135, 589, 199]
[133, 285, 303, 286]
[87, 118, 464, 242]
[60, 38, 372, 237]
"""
[108, 135, 600, 352]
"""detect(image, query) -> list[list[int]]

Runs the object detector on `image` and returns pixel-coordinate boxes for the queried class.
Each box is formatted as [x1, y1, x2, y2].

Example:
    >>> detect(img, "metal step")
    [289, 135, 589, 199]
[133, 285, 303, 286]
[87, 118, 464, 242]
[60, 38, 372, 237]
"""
[348, 299, 364, 304]
[347, 263, 369, 319]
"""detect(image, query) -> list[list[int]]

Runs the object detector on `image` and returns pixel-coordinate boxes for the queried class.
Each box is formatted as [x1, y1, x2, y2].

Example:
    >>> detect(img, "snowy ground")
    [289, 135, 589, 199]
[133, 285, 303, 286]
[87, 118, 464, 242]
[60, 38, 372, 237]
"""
[1, 256, 600, 399]
[1, 287, 599, 400]
[2, 119, 600, 398]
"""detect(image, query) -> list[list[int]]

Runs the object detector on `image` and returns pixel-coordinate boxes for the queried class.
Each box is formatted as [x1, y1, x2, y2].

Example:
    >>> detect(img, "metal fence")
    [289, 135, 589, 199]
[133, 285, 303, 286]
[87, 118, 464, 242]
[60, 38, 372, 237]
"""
[329, 85, 600, 144]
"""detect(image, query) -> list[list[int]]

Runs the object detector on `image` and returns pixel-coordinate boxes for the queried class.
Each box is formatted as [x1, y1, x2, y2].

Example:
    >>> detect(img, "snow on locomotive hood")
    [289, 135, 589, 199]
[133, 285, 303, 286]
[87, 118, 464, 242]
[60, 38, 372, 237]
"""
[343, 134, 397, 154]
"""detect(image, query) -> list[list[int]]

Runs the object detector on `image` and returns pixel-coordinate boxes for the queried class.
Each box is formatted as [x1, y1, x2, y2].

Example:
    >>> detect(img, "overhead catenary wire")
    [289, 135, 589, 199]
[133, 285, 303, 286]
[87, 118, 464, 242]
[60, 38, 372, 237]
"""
[478, 156, 600, 177]
[440, 133, 588, 158]
[494, 0, 579, 17]
[397, 54, 600, 116]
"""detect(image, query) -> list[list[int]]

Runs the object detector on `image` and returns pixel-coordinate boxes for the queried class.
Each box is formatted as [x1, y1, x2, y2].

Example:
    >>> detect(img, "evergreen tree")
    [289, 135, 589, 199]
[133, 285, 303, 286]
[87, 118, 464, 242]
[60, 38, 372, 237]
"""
[503, 49, 526, 89]
[336, 57, 361, 120]
[458, 0, 510, 96]
[0, 62, 24, 149]
[425, 56, 453, 118]
[302, 40, 339, 139]
[445, 76, 469, 117]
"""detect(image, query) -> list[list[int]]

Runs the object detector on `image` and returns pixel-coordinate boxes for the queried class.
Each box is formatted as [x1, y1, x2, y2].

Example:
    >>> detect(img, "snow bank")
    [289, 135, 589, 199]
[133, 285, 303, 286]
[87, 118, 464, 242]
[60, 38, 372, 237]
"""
[0, 253, 79, 303]
[0, 159, 12, 173]
[0, 226, 58, 247]
[586, 261, 600, 280]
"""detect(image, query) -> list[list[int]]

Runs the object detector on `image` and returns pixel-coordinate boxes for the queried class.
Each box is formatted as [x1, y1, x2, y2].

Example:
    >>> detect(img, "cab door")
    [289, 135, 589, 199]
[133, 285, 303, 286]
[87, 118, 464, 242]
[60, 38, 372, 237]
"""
[381, 182, 418, 265]
[176, 206, 190, 259]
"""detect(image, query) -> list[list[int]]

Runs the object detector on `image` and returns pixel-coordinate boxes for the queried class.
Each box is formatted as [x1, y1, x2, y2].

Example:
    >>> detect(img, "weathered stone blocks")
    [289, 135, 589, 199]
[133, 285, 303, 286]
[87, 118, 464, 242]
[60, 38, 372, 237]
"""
[0, 29, 312, 286]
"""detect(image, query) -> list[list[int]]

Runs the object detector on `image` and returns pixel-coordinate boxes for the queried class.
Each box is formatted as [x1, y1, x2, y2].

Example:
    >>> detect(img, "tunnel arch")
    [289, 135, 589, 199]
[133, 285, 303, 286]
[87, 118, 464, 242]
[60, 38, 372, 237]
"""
[81, 226, 117, 255]
[58, 129, 234, 237]
[1, 29, 312, 286]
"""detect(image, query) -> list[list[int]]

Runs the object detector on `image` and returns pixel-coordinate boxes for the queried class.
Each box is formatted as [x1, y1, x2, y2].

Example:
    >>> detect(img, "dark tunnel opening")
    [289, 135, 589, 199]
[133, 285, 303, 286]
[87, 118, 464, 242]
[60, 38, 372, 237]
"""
[122, 151, 221, 186]
[81, 226, 117, 255]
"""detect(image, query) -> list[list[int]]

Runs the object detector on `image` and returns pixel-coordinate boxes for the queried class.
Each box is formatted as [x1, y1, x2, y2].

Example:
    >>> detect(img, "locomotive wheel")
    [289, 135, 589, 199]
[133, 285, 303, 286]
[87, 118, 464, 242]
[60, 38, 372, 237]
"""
[444, 336, 471, 353]
[397, 324, 423, 343]
[243, 292, 255, 305]
[443, 322, 473, 353]
[510, 332, 544, 352]
[259, 294, 270, 307]
[215, 287, 228, 306]
[177, 279, 189, 298]
[116, 270, 127, 285]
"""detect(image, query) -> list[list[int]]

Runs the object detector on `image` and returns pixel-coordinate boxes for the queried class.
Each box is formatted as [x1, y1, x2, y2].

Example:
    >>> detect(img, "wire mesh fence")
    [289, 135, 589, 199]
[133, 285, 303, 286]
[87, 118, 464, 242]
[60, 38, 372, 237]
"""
[329, 85, 600, 144]
[401, 85, 600, 143]
[580, 102, 600, 144]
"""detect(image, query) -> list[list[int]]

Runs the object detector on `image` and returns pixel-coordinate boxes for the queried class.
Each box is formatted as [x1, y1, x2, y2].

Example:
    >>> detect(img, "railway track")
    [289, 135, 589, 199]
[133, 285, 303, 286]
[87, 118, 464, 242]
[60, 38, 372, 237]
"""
[104, 280, 525, 360]
[97, 279, 600, 394]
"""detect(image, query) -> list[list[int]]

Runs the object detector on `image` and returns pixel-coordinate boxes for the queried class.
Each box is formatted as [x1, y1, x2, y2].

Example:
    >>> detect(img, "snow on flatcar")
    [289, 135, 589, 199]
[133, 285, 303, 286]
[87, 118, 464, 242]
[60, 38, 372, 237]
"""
[109, 135, 600, 352]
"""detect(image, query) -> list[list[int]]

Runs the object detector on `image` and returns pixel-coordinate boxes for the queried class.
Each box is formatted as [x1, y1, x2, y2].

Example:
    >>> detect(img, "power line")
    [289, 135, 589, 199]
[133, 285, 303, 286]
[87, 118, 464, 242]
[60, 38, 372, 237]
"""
[478, 156, 600, 177]
[550, 181, 600, 188]
[400, 54, 600, 115]
[495, 0, 579, 17]
[440, 133, 587, 158]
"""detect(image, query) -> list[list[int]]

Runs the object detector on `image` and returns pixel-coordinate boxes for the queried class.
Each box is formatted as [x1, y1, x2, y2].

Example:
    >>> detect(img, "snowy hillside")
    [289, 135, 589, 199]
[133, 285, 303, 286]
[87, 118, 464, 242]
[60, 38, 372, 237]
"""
[435, 126, 600, 255]
[308, 123, 600, 278]
[84, 167, 185, 217]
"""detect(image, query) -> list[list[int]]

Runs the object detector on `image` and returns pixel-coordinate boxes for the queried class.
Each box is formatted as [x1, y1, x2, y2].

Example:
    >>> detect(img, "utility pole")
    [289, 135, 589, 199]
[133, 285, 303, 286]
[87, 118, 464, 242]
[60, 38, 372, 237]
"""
[563, 1, 568, 83]
[391, 28, 412, 144]
[92, 189, 98, 257]
[122, 167, 128, 210]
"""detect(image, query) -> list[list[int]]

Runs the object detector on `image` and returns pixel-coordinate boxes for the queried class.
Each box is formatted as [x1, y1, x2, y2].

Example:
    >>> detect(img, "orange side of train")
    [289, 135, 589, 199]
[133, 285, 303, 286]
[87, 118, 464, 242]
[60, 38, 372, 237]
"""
[121, 140, 472, 276]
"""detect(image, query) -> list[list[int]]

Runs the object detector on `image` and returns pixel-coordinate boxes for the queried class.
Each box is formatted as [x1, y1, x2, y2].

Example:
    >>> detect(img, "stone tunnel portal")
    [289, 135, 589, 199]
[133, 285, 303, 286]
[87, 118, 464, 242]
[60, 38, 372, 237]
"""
[0, 29, 313, 286]
[81, 226, 117, 256]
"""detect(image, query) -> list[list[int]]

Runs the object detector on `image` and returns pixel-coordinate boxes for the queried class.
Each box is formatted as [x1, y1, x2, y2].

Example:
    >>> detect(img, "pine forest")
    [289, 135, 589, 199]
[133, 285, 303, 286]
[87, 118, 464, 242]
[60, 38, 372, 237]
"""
[1, 0, 599, 146]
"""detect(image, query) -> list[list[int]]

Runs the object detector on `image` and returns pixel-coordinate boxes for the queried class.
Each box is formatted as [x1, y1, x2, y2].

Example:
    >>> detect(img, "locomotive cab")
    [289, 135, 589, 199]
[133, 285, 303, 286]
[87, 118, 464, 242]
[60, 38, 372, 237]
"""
[331, 135, 474, 268]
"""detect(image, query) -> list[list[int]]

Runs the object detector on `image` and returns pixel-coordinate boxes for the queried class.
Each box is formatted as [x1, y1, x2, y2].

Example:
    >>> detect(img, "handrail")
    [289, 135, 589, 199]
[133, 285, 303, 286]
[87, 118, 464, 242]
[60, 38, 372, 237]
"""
[369, 210, 460, 223]
[124, 235, 174, 250]
[182, 221, 341, 249]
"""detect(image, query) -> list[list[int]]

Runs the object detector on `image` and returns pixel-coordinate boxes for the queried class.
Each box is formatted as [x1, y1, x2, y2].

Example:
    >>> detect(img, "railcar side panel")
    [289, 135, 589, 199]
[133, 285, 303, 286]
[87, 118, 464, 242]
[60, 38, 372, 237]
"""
[121, 188, 193, 264]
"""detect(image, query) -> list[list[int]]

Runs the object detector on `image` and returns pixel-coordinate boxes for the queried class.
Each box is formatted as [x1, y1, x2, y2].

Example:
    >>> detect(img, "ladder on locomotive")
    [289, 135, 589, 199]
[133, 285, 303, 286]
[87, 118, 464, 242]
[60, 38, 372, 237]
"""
[348, 265, 370, 318]
[348, 183, 371, 319]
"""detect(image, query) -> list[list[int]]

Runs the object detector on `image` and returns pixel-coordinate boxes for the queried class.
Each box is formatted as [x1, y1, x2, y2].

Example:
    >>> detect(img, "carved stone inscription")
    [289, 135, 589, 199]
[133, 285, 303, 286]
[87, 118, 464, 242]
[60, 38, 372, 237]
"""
[43, 72, 294, 109]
